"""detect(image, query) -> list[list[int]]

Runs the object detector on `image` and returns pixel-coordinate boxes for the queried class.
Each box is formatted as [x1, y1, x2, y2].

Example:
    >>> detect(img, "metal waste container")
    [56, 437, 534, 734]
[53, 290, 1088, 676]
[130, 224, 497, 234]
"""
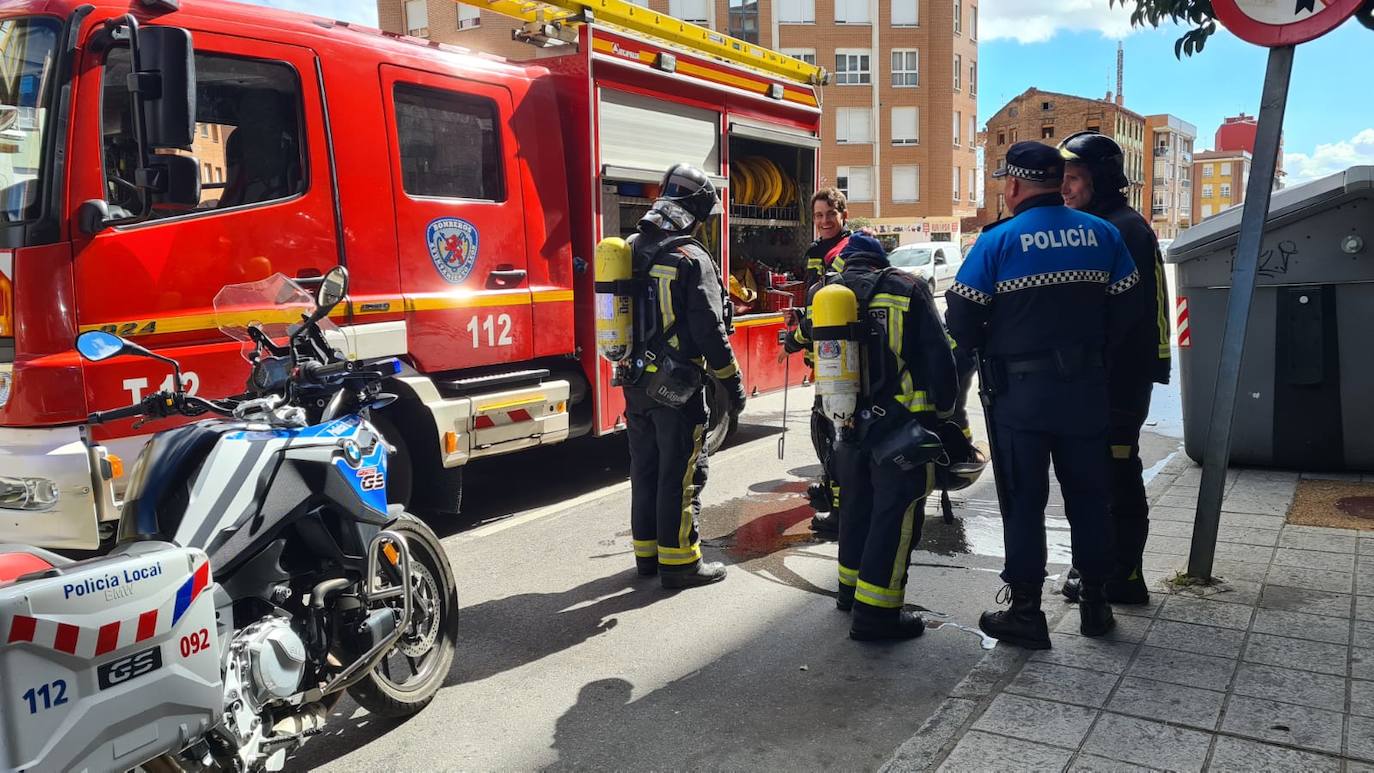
[1167, 165, 1374, 472]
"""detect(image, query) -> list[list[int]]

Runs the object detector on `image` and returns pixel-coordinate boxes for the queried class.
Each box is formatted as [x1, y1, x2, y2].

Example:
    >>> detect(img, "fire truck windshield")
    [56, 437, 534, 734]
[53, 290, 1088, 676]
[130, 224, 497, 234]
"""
[0, 17, 59, 224]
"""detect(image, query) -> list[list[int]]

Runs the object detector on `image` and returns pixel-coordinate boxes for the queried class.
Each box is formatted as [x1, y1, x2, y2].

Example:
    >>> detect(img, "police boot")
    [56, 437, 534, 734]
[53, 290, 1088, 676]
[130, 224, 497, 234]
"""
[1079, 582, 1117, 637]
[1105, 568, 1151, 606]
[1059, 567, 1082, 603]
[979, 583, 1051, 650]
[850, 604, 925, 642]
[661, 560, 727, 590]
[636, 556, 658, 577]
[836, 583, 855, 612]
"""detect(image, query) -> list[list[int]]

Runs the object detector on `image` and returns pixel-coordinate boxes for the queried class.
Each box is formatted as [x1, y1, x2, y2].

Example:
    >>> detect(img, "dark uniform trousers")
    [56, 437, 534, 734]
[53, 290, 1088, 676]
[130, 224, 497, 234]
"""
[835, 439, 934, 610]
[1107, 374, 1153, 581]
[625, 387, 709, 570]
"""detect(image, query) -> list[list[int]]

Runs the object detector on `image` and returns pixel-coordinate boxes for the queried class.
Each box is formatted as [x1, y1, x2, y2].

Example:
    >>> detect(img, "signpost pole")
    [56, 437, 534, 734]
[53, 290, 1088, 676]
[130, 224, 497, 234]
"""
[1187, 44, 1295, 579]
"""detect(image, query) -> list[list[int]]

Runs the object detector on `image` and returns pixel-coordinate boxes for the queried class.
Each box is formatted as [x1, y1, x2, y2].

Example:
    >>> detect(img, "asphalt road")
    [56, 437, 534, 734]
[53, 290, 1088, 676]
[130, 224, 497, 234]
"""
[286, 358, 1184, 771]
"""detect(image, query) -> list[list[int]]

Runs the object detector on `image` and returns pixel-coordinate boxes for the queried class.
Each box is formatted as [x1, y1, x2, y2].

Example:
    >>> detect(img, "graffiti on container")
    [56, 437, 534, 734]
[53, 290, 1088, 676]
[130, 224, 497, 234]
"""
[1231, 239, 1299, 277]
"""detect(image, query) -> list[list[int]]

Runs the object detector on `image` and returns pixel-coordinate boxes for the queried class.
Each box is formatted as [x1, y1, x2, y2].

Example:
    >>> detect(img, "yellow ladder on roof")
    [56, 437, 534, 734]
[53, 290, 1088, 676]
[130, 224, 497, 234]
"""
[464, 0, 827, 85]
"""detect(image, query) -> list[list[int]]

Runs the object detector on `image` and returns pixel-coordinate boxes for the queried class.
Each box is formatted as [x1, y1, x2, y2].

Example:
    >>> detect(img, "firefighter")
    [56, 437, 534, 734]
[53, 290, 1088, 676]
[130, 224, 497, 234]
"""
[784, 188, 853, 538]
[945, 142, 1144, 649]
[1057, 131, 1171, 607]
[821, 233, 958, 641]
[622, 164, 747, 590]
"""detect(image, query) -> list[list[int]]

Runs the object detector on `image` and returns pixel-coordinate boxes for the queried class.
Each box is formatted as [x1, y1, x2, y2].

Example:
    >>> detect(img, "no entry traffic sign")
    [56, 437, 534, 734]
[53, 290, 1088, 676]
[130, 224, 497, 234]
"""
[1212, 0, 1365, 46]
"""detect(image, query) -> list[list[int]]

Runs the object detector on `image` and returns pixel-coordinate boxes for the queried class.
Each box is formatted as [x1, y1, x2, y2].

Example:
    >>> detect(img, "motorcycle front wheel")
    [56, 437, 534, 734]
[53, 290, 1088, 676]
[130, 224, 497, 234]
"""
[347, 513, 458, 718]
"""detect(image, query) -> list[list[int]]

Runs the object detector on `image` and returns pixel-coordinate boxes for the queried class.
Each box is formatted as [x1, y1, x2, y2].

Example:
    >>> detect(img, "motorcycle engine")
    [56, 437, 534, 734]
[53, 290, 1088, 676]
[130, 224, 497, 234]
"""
[218, 617, 308, 772]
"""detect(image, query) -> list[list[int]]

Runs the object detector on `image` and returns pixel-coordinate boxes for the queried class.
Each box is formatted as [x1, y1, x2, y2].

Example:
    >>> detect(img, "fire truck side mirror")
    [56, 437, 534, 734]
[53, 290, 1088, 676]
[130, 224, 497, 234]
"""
[146, 154, 202, 210]
[138, 26, 196, 151]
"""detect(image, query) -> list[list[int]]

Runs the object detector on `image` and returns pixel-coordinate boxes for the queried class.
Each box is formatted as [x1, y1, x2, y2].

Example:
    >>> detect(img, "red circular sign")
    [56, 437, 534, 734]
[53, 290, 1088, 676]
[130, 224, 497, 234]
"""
[1212, 0, 1364, 46]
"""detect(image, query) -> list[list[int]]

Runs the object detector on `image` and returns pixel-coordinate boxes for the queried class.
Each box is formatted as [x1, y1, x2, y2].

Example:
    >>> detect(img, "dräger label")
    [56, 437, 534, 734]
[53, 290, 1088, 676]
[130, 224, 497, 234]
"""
[63, 562, 164, 600]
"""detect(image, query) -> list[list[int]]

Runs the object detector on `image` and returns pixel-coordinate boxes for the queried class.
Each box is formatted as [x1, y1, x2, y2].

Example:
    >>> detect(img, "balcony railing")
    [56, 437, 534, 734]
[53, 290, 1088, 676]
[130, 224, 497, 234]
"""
[1153, 147, 1170, 157]
[1151, 206, 1167, 215]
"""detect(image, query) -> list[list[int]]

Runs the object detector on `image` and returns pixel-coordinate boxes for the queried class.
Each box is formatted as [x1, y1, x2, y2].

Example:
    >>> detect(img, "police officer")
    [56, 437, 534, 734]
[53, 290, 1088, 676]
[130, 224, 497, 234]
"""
[824, 233, 958, 641]
[785, 188, 853, 537]
[1057, 131, 1171, 606]
[945, 142, 1144, 648]
[623, 164, 747, 589]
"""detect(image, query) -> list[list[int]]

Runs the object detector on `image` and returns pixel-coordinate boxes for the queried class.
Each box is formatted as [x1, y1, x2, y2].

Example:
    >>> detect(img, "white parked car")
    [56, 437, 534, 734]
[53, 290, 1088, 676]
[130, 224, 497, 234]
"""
[888, 242, 963, 292]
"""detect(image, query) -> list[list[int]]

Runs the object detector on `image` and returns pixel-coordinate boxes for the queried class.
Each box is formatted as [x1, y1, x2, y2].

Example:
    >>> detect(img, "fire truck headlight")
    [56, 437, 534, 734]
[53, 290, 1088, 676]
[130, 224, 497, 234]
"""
[0, 370, 10, 408]
[0, 476, 60, 511]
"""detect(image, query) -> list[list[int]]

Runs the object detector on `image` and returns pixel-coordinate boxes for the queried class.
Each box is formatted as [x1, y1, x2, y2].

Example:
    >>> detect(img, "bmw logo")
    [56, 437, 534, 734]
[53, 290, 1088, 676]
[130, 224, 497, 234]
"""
[342, 440, 364, 467]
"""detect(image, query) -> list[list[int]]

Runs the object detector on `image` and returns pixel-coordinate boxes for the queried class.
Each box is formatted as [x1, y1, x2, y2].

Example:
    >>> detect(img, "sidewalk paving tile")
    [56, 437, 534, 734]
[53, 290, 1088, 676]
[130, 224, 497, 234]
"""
[1079, 713, 1212, 772]
[1213, 542, 1276, 565]
[1271, 547, 1357, 573]
[1231, 662, 1348, 712]
[1143, 536, 1191, 556]
[1208, 559, 1269, 584]
[1066, 753, 1160, 772]
[1220, 495, 1290, 517]
[1149, 506, 1195, 523]
[1148, 519, 1193, 538]
[1207, 736, 1341, 772]
[1359, 594, 1374, 622]
[1218, 694, 1344, 754]
[1277, 530, 1358, 554]
[1361, 536, 1374, 556]
[1348, 715, 1374, 763]
[1218, 512, 1286, 530]
[1264, 564, 1354, 594]
[1250, 608, 1354, 645]
[1144, 619, 1246, 659]
[936, 730, 1073, 773]
[1301, 471, 1363, 482]
[1005, 661, 1120, 709]
[1142, 554, 1186, 580]
[1104, 676, 1223, 730]
[1284, 524, 1359, 538]
[1259, 585, 1354, 619]
[1194, 578, 1262, 608]
[1156, 495, 1200, 511]
[1124, 645, 1236, 692]
[1111, 594, 1164, 618]
[1353, 678, 1374, 719]
[1216, 525, 1281, 547]
[1356, 620, 1374, 649]
[1158, 596, 1254, 630]
[1243, 633, 1349, 676]
[968, 693, 1098, 749]
[1356, 648, 1374, 681]
[1053, 611, 1152, 644]
[1028, 632, 1140, 675]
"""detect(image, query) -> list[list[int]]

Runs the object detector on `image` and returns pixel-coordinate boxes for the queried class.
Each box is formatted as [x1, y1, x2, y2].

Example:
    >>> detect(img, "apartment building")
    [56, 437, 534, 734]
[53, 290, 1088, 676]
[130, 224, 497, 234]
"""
[981, 87, 1147, 221]
[1215, 112, 1283, 188]
[1192, 149, 1251, 222]
[1142, 114, 1195, 240]
[376, 0, 979, 244]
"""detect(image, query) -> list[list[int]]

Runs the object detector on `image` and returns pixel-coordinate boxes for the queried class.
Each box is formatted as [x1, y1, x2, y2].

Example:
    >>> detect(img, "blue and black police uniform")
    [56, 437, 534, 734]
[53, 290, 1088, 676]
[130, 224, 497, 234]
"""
[946, 144, 1143, 595]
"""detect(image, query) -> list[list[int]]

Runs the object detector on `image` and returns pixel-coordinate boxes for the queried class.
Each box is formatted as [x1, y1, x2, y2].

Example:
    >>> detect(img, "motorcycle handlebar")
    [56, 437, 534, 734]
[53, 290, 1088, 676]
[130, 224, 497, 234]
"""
[87, 401, 150, 424]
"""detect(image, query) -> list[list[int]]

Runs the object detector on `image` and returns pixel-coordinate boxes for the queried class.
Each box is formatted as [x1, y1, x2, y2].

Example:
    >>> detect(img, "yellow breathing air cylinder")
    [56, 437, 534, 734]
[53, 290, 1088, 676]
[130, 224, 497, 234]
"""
[811, 283, 861, 428]
[594, 237, 634, 362]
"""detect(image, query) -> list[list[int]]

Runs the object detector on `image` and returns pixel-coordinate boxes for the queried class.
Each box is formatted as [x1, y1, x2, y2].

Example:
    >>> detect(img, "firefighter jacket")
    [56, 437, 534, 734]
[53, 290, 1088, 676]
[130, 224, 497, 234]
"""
[1090, 193, 1172, 385]
[630, 230, 740, 382]
[802, 229, 853, 287]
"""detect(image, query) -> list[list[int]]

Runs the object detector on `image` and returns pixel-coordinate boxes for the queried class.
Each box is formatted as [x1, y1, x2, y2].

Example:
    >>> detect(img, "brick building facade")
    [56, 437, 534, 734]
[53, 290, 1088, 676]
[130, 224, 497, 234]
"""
[1192, 149, 1251, 222]
[1142, 113, 1195, 241]
[376, 0, 978, 244]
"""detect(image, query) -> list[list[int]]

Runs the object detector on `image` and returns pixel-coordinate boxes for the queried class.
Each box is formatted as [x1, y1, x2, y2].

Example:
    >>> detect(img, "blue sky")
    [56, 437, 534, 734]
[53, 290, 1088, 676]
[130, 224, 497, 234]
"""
[243, 0, 1372, 185]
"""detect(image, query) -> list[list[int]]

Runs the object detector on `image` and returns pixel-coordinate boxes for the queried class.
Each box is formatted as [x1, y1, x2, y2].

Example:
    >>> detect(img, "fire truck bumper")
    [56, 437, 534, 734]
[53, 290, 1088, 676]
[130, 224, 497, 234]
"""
[0, 425, 117, 550]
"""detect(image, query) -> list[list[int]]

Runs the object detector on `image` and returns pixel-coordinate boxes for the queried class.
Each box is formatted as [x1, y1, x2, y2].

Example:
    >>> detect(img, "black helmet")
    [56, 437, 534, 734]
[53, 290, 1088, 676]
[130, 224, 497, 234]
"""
[638, 164, 721, 234]
[1058, 131, 1130, 195]
[932, 420, 987, 492]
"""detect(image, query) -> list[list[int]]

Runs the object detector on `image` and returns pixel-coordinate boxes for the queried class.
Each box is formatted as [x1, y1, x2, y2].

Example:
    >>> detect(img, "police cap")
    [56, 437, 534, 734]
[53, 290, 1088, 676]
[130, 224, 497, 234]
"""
[840, 232, 886, 258]
[991, 141, 1065, 184]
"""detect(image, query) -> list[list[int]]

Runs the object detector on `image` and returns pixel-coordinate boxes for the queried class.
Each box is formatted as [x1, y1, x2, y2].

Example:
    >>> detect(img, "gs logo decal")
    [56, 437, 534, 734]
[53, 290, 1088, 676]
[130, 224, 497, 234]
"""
[426, 217, 480, 284]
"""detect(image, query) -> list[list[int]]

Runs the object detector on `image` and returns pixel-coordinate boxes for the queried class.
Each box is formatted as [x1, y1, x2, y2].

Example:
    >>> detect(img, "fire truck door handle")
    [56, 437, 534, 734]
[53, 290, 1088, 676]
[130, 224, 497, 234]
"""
[487, 268, 527, 289]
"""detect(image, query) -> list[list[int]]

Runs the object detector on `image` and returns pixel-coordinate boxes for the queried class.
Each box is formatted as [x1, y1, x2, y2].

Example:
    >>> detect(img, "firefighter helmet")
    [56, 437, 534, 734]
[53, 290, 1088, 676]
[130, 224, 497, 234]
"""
[639, 164, 721, 234]
[1057, 131, 1130, 194]
[933, 420, 987, 492]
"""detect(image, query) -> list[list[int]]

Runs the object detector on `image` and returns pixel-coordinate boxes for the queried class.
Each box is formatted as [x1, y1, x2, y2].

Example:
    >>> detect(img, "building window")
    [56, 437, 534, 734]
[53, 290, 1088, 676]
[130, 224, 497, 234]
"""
[953, 0, 962, 34]
[836, 166, 873, 202]
[970, 61, 977, 95]
[670, 0, 710, 22]
[835, 107, 872, 144]
[782, 47, 817, 65]
[953, 54, 961, 90]
[626, 0, 649, 5]
[892, 165, 919, 202]
[1202, 184, 1213, 198]
[953, 165, 961, 200]
[969, 168, 977, 201]
[728, 0, 759, 42]
[1041, 125, 1054, 139]
[835, 49, 871, 85]
[892, 106, 919, 145]
[199, 123, 209, 137]
[1204, 163, 1213, 177]
[203, 161, 212, 180]
[457, 3, 481, 28]
[404, 0, 429, 36]
[1220, 183, 1232, 199]
[891, 49, 919, 87]
[835, 0, 870, 24]
[1009, 127, 1018, 142]
[953, 111, 961, 146]
[970, 4, 978, 39]
[996, 131, 1005, 145]
[998, 193, 1005, 213]
[777, 0, 814, 24]
[1219, 162, 1232, 176]
[969, 115, 977, 146]
[1042, 101, 1053, 111]
[892, 0, 918, 26]
[1202, 204, 1213, 218]
[395, 83, 505, 201]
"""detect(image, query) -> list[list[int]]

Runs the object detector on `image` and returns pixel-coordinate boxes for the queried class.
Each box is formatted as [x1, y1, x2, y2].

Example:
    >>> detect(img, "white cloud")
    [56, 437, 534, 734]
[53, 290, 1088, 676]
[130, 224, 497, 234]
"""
[980, 0, 1139, 44]
[1284, 129, 1374, 186]
[235, 0, 378, 26]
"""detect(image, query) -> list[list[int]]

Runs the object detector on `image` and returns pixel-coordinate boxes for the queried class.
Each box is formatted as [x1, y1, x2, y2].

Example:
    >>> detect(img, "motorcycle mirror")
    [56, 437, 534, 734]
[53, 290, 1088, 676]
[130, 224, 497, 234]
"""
[75, 331, 129, 362]
[314, 266, 349, 318]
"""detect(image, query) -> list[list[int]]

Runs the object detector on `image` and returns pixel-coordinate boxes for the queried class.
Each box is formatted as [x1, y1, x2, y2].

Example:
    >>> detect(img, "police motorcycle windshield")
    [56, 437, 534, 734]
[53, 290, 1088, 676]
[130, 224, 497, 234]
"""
[212, 272, 342, 362]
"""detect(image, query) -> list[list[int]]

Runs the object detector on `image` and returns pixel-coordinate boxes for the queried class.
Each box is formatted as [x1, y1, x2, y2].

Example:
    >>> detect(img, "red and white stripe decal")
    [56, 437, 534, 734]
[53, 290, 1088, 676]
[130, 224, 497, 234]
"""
[474, 408, 535, 429]
[1176, 296, 1190, 348]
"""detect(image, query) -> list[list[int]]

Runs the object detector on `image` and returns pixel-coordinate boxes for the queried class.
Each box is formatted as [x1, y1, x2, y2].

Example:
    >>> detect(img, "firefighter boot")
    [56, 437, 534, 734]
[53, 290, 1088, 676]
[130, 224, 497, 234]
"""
[1059, 567, 1082, 603]
[1105, 568, 1151, 605]
[810, 511, 839, 539]
[807, 481, 832, 513]
[636, 556, 658, 577]
[837, 583, 855, 611]
[661, 560, 728, 590]
[850, 604, 925, 642]
[1079, 582, 1117, 637]
[979, 583, 1051, 650]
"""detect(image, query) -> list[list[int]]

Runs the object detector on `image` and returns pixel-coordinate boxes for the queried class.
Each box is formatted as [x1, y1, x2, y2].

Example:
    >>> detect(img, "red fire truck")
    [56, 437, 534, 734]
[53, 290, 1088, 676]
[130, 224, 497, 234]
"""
[0, 0, 824, 548]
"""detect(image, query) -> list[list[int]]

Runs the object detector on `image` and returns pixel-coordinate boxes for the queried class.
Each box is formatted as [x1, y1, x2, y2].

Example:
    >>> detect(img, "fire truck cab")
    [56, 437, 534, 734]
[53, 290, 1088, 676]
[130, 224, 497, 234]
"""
[0, 0, 823, 549]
